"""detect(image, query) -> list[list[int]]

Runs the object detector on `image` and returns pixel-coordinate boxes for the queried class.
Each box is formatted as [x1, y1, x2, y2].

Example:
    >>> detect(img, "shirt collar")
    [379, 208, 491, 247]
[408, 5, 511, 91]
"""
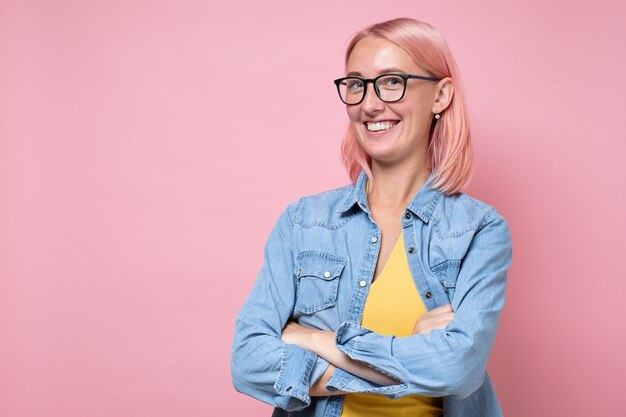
[337, 170, 443, 223]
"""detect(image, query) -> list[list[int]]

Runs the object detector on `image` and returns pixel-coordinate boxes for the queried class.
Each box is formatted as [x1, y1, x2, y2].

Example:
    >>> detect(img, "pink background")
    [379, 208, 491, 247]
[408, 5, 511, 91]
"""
[1, 1, 625, 416]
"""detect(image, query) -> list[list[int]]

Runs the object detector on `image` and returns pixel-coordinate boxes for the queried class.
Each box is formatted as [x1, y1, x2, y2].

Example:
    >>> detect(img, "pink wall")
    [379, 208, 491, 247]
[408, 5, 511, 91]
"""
[1, 1, 625, 416]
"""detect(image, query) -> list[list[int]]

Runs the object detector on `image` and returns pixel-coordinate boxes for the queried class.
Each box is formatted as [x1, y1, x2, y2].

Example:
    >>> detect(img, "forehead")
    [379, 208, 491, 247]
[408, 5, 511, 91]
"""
[346, 36, 422, 76]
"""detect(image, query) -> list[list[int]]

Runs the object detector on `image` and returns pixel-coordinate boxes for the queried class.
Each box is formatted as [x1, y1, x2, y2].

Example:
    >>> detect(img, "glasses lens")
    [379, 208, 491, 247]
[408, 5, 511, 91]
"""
[375, 75, 405, 102]
[338, 78, 364, 104]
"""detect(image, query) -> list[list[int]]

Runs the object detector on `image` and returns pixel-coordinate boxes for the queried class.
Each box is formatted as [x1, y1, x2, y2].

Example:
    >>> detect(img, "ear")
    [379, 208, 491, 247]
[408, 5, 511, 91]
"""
[432, 77, 454, 114]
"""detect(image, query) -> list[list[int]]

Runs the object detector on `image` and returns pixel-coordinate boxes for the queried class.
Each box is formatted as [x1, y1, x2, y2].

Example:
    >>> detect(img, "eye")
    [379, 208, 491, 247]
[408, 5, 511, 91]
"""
[345, 79, 364, 91]
[379, 76, 404, 89]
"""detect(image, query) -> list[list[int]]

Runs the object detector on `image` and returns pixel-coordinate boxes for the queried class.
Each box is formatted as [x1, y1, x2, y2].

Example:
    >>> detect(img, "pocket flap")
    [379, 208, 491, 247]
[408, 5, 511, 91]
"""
[431, 259, 461, 288]
[295, 252, 346, 281]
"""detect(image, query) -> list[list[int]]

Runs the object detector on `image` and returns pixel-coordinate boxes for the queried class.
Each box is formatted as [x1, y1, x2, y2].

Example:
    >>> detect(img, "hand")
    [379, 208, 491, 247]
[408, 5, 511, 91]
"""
[281, 320, 312, 347]
[412, 304, 454, 335]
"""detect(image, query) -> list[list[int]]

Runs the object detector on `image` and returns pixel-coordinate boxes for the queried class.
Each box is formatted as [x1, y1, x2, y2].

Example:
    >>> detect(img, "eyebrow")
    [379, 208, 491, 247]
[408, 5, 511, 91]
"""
[346, 68, 408, 77]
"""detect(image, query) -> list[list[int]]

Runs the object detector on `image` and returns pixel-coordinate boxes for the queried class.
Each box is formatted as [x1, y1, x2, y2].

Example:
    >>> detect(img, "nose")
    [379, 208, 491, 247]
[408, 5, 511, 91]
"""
[361, 82, 384, 114]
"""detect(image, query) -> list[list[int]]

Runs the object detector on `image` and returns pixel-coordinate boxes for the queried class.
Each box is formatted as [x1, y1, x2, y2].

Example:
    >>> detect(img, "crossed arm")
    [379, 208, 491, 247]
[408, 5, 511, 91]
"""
[280, 303, 455, 396]
[232, 205, 511, 410]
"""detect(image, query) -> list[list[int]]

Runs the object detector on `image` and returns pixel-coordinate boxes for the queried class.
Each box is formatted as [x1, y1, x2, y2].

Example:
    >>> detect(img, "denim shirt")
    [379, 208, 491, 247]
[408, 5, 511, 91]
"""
[231, 170, 513, 417]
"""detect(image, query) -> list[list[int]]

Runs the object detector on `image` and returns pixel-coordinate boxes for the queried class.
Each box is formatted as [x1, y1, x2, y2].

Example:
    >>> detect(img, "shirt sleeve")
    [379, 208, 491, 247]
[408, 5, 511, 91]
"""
[326, 209, 513, 400]
[231, 201, 329, 411]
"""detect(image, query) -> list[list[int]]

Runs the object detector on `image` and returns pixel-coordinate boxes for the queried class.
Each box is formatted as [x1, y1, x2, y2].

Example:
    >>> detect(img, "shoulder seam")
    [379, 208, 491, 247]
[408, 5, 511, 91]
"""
[478, 207, 500, 229]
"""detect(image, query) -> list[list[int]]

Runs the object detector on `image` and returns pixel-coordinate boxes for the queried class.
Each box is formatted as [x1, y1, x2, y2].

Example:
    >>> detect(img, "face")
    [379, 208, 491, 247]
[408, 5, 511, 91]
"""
[345, 36, 441, 165]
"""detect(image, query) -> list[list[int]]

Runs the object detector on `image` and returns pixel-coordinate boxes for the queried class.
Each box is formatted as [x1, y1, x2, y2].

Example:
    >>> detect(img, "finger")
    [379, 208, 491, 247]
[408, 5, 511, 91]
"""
[430, 314, 455, 327]
[430, 304, 453, 313]
[428, 312, 454, 323]
[417, 308, 453, 323]
[415, 312, 454, 328]
[414, 318, 453, 335]
[417, 306, 451, 321]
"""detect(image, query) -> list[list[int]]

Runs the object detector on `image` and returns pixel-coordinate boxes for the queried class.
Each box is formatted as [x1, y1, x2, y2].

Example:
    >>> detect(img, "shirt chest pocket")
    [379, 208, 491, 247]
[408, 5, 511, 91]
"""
[431, 259, 461, 302]
[293, 252, 347, 314]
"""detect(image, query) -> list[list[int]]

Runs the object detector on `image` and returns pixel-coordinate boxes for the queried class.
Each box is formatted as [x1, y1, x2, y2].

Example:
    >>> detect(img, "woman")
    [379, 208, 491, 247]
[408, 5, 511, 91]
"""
[231, 17, 512, 417]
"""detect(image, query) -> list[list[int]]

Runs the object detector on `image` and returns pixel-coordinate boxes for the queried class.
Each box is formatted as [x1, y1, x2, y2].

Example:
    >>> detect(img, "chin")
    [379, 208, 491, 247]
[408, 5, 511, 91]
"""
[368, 152, 400, 164]
[359, 143, 400, 163]
[356, 133, 403, 158]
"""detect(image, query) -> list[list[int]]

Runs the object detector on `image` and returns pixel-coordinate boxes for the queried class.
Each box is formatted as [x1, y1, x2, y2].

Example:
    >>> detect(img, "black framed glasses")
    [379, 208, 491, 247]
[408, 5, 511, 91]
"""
[333, 73, 440, 105]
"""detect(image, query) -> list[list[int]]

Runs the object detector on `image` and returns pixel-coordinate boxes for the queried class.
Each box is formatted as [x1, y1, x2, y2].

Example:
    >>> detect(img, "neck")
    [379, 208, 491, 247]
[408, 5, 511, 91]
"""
[368, 156, 430, 209]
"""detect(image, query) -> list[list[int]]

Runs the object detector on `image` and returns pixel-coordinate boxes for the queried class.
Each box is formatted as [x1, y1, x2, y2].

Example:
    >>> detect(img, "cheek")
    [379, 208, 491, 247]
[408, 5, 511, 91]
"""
[393, 102, 414, 117]
[346, 106, 360, 122]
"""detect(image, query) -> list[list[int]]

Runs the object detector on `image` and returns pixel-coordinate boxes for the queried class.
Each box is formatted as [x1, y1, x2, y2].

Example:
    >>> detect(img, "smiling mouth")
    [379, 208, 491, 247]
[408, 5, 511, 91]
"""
[365, 121, 400, 132]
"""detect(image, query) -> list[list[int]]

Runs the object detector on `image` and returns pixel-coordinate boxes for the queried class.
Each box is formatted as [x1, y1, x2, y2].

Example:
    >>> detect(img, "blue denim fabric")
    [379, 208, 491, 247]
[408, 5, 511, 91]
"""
[231, 170, 512, 416]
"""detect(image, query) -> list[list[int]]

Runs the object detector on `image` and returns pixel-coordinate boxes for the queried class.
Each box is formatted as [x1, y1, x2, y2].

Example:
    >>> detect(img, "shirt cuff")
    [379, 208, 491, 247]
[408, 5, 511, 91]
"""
[309, 356, 330, 386]
[273, 343, 318, 410]
[326, 322, 407, 396]
[326, 366, 407, 396]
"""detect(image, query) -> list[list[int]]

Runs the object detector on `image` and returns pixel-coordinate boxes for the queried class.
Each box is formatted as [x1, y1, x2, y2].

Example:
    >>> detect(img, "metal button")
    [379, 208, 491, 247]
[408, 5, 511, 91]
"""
[405, 212, 411, 219]
[295, 269, 301, 277]
[359, 280, 367, 287]
[323, 271, 331, 278]
[371, 236, 378, 243]
[443, 280, 449, 286]
[408, 247, 414, 253]
[425, 291, 432, 299]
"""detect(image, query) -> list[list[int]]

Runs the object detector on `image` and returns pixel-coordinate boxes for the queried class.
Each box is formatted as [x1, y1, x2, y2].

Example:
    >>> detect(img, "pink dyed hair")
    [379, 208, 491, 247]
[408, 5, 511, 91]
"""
[340, 18, 473, 195]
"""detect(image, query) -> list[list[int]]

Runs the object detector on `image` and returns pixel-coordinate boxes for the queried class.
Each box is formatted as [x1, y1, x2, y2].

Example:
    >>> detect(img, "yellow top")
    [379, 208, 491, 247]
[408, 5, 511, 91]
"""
[340, 182, 443, 416]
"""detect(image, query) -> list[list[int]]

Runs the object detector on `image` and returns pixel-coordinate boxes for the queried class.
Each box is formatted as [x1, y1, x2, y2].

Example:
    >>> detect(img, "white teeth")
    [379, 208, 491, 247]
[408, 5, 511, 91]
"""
[366, 121, 398, 132]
